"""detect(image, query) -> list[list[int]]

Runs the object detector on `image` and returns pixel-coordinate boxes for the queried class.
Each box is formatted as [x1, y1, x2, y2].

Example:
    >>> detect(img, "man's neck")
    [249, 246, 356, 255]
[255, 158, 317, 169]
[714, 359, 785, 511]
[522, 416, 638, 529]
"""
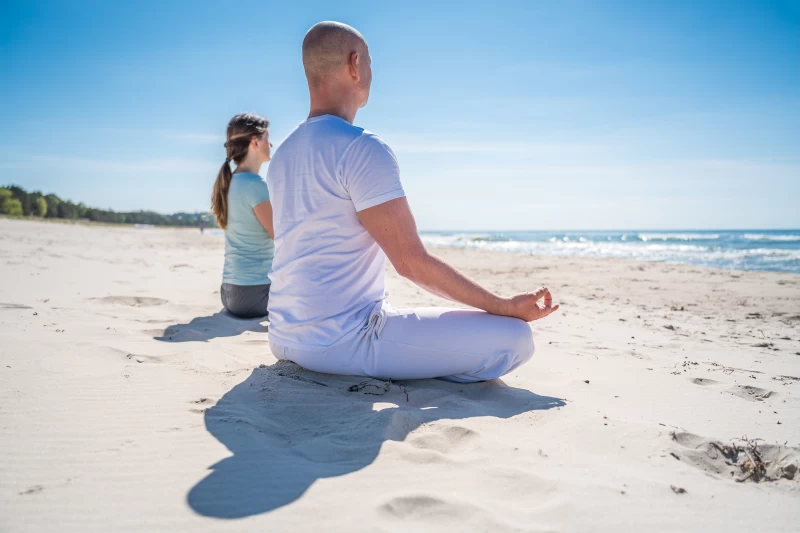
[308, 105, 357, 124]
[308, 86, 358, 124]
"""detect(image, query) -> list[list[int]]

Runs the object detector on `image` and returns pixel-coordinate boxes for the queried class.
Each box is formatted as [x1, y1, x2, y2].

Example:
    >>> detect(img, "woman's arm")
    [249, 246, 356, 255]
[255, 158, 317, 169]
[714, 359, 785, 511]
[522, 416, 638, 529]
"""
[253, 201, 274, 239]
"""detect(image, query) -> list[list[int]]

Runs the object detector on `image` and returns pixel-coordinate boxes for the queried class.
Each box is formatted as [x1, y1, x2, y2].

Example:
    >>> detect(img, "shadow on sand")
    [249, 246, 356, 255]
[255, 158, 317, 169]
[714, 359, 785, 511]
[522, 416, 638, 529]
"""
[187, 361, 565, 519]
[153, 311, 267, 343]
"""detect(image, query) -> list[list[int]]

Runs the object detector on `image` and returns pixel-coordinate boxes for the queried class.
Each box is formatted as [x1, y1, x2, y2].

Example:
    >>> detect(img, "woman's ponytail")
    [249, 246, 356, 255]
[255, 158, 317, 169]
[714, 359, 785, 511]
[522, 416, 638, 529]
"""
[211, 157, 233, 229]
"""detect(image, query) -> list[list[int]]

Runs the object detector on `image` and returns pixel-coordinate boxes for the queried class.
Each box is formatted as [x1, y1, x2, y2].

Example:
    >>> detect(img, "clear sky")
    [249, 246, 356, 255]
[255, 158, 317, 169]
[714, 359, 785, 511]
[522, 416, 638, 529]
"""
[2, 0, 799, 230]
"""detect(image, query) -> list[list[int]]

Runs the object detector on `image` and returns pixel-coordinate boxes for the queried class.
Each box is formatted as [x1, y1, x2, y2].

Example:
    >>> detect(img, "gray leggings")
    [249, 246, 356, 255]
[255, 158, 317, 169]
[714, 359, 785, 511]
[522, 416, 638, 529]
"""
[220, 283, 270, 319]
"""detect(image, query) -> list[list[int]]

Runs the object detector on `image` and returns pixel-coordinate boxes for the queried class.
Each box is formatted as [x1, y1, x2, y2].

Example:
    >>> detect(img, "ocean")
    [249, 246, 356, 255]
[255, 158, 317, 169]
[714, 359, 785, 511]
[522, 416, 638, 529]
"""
[202, 227, 800, 273]
[420, 230, 800, 273]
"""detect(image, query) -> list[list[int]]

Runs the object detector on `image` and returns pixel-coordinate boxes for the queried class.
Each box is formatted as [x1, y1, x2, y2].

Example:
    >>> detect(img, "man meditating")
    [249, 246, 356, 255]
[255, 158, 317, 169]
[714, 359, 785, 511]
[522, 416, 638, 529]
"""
[266, 21, 559, 383]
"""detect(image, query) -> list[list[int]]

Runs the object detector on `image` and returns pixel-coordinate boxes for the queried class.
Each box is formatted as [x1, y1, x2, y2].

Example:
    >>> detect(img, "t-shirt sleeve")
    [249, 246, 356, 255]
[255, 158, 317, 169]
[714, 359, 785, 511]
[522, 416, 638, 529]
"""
[338, 133, 405, 212]
[245, 175, 271, 207]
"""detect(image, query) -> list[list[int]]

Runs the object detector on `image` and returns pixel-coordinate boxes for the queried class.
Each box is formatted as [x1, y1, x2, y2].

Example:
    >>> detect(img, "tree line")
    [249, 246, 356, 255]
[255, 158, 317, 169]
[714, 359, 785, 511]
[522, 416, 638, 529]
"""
[0, 185, 216, 228]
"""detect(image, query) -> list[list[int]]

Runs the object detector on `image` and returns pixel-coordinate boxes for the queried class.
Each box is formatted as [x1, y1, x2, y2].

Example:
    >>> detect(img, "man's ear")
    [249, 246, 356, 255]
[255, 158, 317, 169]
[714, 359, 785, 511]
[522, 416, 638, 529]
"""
[349, 51, 360, 81]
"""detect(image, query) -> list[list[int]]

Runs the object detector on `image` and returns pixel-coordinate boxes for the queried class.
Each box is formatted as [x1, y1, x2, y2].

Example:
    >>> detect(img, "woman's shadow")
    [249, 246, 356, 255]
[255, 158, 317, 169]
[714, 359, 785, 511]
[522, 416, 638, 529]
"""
[187, 361, 566, 519]
[153, 311, 267, 343]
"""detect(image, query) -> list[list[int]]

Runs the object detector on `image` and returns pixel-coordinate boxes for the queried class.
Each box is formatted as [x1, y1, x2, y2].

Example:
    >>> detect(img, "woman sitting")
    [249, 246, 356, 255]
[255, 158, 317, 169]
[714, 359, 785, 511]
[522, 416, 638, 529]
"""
[211, 113, 274, 319]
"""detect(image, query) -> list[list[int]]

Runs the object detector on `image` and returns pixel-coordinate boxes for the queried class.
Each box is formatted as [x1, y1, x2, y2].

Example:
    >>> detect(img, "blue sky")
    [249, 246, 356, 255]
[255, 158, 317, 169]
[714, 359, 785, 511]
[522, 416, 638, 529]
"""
[1, 0, 798, 230]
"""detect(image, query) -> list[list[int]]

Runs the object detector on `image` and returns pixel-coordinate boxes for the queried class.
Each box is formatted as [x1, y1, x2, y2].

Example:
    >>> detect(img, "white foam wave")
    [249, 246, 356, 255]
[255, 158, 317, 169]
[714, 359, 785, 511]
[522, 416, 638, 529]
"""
[638, 233, 719, 242]
[421, 233, 800, 272]
[742, 234, 800, 242]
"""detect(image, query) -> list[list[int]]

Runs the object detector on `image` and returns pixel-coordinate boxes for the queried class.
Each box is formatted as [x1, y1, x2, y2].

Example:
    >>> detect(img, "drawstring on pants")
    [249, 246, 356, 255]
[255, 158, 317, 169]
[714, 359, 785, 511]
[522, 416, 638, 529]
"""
[364, 300, 388, 340]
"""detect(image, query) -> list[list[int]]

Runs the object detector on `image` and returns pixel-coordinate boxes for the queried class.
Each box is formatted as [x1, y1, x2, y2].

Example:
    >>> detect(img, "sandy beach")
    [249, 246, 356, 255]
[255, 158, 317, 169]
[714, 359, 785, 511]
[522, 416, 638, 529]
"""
[1, 217, 798, 532]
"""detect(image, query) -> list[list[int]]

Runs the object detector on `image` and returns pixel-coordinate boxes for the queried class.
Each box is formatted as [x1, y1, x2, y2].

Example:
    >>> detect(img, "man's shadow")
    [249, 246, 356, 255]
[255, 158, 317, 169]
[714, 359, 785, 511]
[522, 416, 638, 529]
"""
[187, 362, 566, 519]
[153, 311, 267, 343]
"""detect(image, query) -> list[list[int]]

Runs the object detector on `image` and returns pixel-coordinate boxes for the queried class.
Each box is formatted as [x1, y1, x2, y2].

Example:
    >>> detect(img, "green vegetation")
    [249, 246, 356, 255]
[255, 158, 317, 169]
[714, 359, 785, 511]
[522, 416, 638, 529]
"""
[35, 196, 48, 217]
[0, 185, 215, 228]
[0, 188, 24, 216]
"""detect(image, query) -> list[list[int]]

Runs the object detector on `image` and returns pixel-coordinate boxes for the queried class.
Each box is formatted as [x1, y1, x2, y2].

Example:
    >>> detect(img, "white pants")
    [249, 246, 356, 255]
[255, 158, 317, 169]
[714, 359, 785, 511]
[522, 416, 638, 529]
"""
[270, 302, 535, 383]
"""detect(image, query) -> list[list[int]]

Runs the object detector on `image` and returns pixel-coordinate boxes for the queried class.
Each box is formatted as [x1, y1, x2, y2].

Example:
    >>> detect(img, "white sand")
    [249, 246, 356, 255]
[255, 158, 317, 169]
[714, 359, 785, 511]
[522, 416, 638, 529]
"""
[1, 217, 798, 532]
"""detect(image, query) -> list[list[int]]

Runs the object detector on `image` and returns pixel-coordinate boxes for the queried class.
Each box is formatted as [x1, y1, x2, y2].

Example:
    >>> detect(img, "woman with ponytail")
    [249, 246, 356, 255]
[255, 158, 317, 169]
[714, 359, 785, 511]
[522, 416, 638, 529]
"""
[211, 113, 274, 319]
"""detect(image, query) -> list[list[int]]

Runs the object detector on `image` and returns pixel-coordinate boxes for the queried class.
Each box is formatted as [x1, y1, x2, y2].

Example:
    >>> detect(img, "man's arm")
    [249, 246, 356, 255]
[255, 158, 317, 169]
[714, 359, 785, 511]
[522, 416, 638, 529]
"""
[357, 197, 558, 322]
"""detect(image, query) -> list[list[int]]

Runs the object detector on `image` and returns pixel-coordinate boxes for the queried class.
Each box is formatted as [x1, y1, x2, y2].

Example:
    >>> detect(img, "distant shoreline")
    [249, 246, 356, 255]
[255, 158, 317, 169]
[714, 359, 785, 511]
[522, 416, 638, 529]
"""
[0, 214, 204, 230]
[3, 217, 799, 277]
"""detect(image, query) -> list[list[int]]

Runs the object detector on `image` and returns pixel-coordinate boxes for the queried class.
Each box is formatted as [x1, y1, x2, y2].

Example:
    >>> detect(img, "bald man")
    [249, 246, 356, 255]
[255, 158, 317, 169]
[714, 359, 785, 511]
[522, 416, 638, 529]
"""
[265, 21, 559, 382]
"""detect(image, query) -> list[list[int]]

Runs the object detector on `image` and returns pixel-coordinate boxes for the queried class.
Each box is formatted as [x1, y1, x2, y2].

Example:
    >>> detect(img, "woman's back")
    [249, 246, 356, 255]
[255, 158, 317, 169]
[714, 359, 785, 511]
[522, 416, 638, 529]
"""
[222, 172, 274, 286]
[212, 112, 274, 319]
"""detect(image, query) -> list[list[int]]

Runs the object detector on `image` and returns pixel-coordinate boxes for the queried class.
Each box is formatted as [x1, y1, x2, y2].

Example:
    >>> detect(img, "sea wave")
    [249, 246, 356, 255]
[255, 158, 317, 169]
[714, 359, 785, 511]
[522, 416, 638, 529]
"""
[638, 233, 719, 242]
[422, 237, 713, 256]
[742, 234, 800, 242]
[420, 232, 800, 273]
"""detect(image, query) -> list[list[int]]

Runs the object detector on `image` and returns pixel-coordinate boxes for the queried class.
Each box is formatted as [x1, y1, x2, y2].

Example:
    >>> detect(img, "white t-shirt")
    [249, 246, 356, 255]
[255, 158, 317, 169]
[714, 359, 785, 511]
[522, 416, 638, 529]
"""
[266, 114, 405, 349]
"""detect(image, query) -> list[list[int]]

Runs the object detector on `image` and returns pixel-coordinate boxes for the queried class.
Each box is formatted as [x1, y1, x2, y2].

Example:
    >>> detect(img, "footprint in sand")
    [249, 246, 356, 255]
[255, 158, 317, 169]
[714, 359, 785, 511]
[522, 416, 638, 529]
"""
[379, 495, 477, 520]
[88, 296, 168, 307]
[690, 377, 720, 386]
[407, 425, 480, 454]
[125, 353, 163, 364]
[378, 494, 526, 530]
[18, 485, 44, 496]
[727, 384, 776, 402]
[671, 432, 799, 484]
[132, 318, 175, 325]
[0, 302, 33, 310]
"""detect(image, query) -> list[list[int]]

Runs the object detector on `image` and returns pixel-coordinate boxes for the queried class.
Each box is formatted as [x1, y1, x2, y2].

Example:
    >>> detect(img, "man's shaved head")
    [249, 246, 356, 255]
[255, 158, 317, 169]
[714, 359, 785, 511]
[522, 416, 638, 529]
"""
[302, 21, 368, 89]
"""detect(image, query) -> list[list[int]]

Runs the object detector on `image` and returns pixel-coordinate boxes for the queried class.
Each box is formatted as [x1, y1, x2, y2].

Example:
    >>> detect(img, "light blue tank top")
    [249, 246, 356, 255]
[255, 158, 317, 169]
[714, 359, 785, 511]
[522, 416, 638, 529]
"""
[222, 172, 274, 285]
